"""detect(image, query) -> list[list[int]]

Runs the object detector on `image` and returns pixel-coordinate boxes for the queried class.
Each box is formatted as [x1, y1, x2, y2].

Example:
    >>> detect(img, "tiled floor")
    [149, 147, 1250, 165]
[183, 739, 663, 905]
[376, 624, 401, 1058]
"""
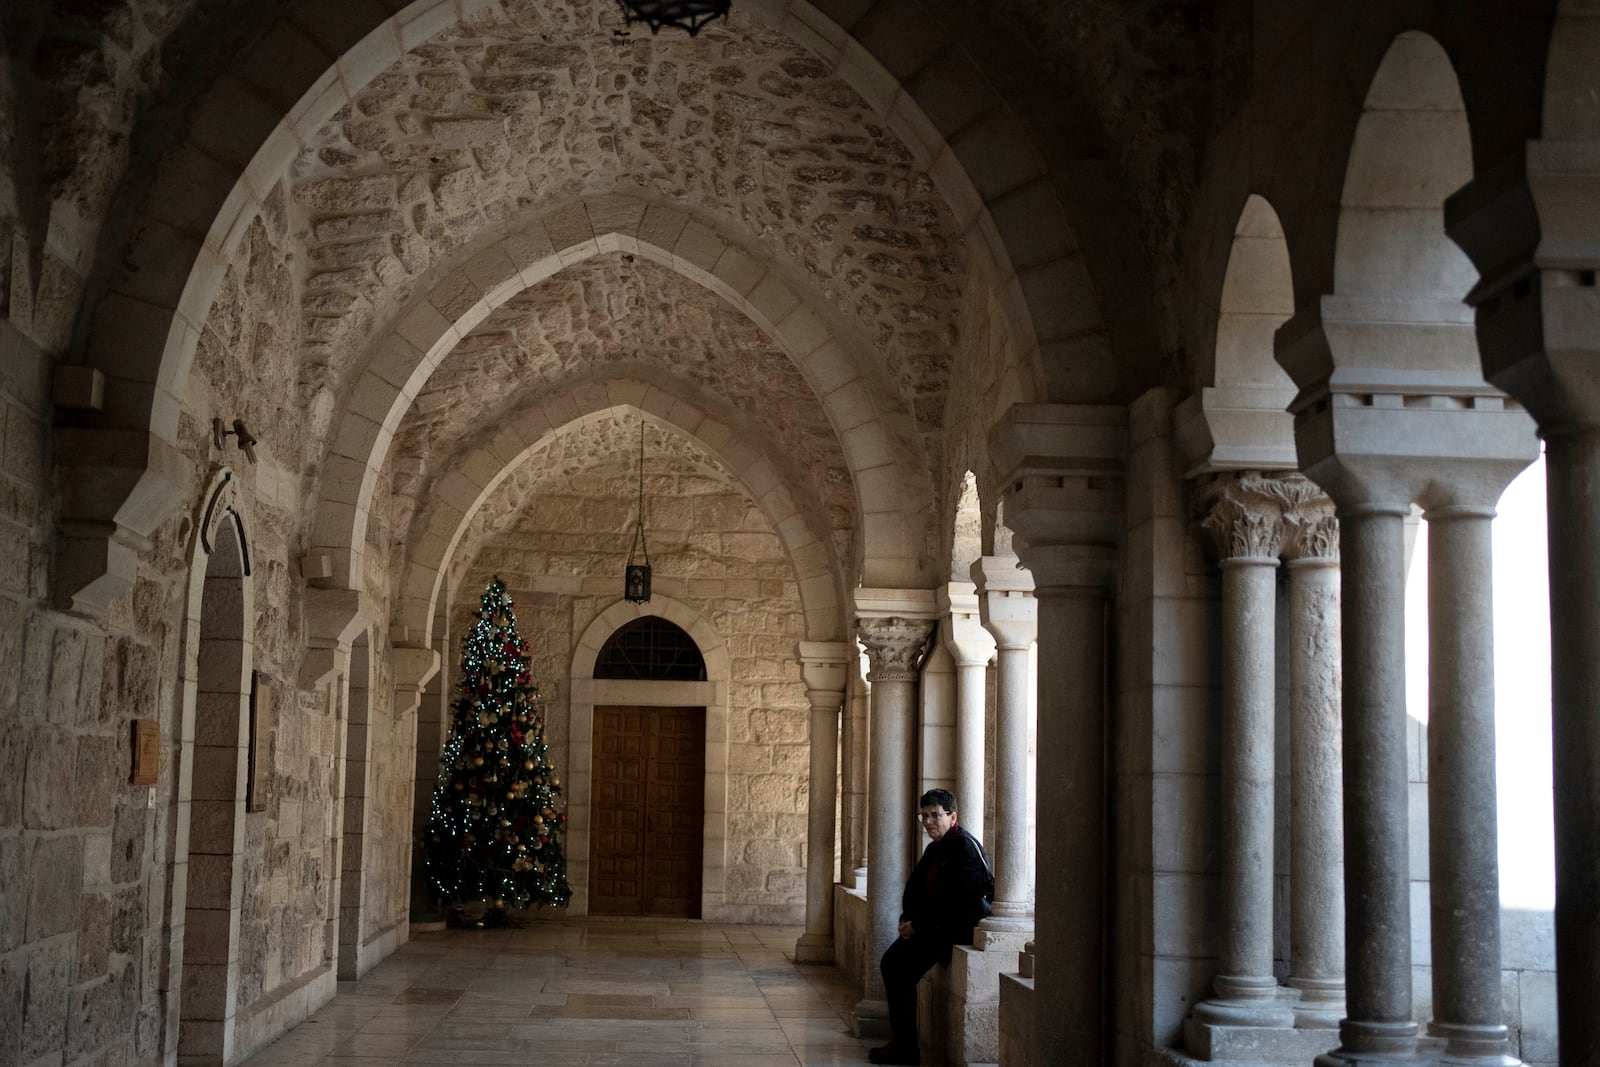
[241, 919, 878, 1066]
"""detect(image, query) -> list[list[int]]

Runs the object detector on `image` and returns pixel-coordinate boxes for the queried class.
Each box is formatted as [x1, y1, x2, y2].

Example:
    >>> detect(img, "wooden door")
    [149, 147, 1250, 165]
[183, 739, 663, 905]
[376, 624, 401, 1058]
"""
[590, 705, 705, 917]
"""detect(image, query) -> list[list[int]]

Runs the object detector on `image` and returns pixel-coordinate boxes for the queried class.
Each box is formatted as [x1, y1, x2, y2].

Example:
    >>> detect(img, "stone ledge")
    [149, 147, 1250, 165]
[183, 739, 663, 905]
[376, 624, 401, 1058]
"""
[1179, 1018, 1340, 1063]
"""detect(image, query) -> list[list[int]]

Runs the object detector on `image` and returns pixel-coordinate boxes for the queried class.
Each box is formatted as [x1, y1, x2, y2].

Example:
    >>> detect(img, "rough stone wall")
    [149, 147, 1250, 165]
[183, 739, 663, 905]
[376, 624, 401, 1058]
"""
[0, 324, 173, 1059]
[448, 454, 811, 924]
[389, 253, 855, 568]
[285, 1, 966, 478]
[1, 0, 198, 355]
[235, 684, 340, 1012]
[360, 648, 416, 950]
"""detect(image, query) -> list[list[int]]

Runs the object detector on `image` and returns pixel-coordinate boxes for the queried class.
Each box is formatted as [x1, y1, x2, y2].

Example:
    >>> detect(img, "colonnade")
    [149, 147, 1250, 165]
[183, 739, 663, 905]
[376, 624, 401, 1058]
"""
[791, 389, 1545, 1064]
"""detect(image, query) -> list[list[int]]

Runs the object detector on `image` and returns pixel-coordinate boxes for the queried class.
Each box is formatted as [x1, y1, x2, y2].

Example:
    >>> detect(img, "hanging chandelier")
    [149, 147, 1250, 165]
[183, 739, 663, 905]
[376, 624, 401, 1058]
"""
[624, 420, 652, 604]
[617, 0, 731, 36]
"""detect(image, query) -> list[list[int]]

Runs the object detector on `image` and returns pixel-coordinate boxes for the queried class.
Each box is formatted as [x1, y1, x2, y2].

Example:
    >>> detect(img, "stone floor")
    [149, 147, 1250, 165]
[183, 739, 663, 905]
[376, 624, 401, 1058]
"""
[240, 919, 878, 1066]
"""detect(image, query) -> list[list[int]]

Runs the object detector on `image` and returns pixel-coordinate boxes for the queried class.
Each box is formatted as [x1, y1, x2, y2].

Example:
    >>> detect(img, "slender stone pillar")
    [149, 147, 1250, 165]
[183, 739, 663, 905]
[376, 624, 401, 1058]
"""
[991, 403, 1126, 1067]
[1283, 506, 1346, 1028]
[971, 556, 1036, 933]
[843, 663, 869, 888]
[1316, 505, 1418, 1065]
[1424, 504, 1514, 1060]
[1448, 145, 1600, 1057]
[939, 581, 994, 848]
[851, 602, 935, 1037]
[796, 642, 851, 964]
[1193, 474, 1296, 1030]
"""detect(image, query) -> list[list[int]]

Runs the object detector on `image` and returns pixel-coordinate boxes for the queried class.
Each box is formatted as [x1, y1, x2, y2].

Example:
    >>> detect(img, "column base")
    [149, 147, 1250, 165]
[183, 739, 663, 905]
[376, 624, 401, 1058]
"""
[1192, 976, 1296, 1029]
[1288, 976, 1346, 1030]
[1426, 1021, 1519, 1064]
[1313, 1020, 1425, 1066]
[852, 998, 891, 1040]
[977, 910, 1034, 937]
[793, 932, 835, 963]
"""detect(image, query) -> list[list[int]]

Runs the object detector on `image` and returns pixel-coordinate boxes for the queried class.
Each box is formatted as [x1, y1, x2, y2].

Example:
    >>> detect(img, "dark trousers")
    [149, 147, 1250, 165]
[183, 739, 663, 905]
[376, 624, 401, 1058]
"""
[880, 935, 942, 1051]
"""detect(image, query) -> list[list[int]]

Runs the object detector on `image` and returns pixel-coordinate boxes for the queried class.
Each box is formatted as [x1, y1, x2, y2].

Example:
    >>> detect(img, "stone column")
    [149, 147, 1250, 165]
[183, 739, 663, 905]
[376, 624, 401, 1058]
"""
[1192, 474, 1296, 1030]
[1316, 503, 1418, 1063]
[971, 555, 1035, 933]
[1282, 504, 1346, 1028]
[1448, 143, 1600, 1056]
[796, 641, 851, 964]
[842, 662, 869, 888]
[851, 597, 935, 1036]
[991, 403, 1126, 1067]
[1424, 501, 1515, 1060]
[939, 580, 995, 848]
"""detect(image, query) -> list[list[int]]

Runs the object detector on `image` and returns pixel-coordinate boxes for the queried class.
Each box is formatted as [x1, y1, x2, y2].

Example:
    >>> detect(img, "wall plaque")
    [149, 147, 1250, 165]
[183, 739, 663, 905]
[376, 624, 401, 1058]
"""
[131, 719, 159, 785]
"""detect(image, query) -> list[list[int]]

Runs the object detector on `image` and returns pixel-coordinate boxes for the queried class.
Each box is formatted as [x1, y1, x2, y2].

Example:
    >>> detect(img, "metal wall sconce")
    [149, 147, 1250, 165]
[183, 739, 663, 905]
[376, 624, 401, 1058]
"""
[213, 418, 259, 464]
[617, 0, 731, 35]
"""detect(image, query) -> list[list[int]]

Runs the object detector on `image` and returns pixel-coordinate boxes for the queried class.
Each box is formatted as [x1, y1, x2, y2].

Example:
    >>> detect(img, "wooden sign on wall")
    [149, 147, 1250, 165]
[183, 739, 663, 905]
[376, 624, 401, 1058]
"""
[131, 719, 159, 785]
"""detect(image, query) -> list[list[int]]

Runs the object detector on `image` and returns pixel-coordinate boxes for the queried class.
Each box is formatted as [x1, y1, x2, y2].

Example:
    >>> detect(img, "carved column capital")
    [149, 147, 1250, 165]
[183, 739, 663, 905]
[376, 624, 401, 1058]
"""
[1197, 470, 1326, 563]
[856, 617, 934, 683]
[1284, 492, 1340, 564]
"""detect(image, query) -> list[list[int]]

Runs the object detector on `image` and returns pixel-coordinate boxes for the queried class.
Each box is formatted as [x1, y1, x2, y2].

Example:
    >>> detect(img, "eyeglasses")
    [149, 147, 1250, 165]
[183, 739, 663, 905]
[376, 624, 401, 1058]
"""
[915, 810, 952, 823]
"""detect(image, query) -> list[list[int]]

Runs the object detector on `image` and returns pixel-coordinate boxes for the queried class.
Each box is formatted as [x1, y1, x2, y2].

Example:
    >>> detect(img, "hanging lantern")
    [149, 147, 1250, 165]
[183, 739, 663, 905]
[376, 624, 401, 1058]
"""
[625, 418, 652, 603]
[618, 0, 731, 36]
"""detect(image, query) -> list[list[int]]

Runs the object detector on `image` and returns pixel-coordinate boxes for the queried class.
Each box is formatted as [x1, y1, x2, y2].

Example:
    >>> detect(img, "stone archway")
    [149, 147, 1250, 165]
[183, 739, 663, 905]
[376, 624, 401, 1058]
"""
[1176, 193, 1297, 474]
[167, 468, 255, 1066]
[314, 201, 932, 596]
[564, 596, 731, 919]
[54, 0, 1131, 615]
[396, 396, 846, 649]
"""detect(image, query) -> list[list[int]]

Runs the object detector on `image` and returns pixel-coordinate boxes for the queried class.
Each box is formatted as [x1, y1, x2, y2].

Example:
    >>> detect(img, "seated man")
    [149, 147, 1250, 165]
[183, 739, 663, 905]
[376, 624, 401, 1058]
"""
[870, 788, 991, 1066]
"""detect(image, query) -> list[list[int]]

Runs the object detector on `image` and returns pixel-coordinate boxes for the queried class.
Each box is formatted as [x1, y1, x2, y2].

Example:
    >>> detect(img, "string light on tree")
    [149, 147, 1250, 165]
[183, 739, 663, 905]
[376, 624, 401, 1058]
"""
[423, 576, 571, 921]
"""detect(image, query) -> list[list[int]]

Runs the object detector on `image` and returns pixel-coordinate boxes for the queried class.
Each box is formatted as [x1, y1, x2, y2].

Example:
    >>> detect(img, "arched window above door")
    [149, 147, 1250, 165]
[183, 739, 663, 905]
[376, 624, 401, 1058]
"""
[594, 616, 707, 681]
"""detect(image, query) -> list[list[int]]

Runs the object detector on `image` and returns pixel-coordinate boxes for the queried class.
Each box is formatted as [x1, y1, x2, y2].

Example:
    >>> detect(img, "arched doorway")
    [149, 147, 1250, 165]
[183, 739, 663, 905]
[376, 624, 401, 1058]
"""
[170, 471, 254, 1065]
[589, 617, 708, 918]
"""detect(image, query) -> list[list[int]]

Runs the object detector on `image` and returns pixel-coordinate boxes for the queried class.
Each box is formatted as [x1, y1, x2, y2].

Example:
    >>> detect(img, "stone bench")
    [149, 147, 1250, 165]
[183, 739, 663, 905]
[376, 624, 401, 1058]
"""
[918, 930, 1032, 1066]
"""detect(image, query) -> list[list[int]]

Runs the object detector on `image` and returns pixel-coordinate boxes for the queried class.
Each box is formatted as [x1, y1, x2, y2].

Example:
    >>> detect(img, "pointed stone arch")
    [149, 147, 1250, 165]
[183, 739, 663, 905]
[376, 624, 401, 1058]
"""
[319, 199, 927, 595]
[166, 467, 255, 1065]
[1177, 194, 1298, 475]
[56, 0, 1122, 613]
[564, 595, 733, 918]
[395, 390, 846, 646]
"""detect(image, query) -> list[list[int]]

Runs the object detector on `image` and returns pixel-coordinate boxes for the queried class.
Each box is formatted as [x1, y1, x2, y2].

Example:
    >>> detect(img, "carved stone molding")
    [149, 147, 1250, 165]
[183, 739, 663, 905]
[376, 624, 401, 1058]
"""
[856, 617, 933, 682]
[1285, 505, 1340, 563]
[1197, 470, 1338, 563]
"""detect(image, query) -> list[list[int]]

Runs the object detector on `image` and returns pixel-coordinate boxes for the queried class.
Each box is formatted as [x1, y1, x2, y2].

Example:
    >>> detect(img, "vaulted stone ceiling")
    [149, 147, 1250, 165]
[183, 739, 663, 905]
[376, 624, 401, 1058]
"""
[444, 409, 773, 591]
[287, 0, 969, 477]
[384, 253, 856, 569]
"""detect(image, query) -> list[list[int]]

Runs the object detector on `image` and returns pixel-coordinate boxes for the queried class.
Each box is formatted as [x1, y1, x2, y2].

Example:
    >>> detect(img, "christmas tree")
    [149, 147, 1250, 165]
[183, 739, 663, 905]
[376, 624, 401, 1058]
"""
[424, 576, 571, 917]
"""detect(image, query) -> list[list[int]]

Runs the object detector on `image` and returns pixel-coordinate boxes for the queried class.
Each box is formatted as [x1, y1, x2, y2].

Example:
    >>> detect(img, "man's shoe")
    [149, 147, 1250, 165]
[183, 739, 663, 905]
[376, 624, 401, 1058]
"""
[867, 1045, 921, 1065]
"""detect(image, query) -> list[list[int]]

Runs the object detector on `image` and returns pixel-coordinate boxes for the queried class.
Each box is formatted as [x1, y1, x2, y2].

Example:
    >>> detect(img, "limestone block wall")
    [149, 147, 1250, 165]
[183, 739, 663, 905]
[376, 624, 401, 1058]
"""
[448, 459, 812, 923]
[234, 684, 341, 1012]
[360, 649, 416, 952]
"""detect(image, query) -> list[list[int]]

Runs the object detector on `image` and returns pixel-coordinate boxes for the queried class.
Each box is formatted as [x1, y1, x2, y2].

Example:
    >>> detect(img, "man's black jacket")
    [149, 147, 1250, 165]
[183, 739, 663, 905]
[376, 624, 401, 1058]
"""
[899, 823, 989, 963]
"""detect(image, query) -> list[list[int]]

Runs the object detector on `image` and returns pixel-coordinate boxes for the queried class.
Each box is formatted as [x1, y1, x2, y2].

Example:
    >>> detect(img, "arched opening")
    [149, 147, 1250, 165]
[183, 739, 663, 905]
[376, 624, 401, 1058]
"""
[594, 616, 708, 682]
[1217, 197, 1295, 392]
[589, 616, 709, 919]
[337, 631, 372, 979]
[1336, 33, 1477, 320]
[951, 470, 983, 582]
[175, 508, 252, 1065]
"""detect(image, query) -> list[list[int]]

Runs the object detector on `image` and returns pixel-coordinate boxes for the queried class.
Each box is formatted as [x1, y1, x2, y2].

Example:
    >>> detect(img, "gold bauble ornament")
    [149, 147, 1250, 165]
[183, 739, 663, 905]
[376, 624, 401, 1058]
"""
[524, 760, 534, 770]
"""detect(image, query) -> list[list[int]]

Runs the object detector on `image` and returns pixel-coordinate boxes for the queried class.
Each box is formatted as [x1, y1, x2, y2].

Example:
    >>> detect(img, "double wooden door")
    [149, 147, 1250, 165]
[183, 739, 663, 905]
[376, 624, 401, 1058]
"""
[589, 705, 705, 917]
